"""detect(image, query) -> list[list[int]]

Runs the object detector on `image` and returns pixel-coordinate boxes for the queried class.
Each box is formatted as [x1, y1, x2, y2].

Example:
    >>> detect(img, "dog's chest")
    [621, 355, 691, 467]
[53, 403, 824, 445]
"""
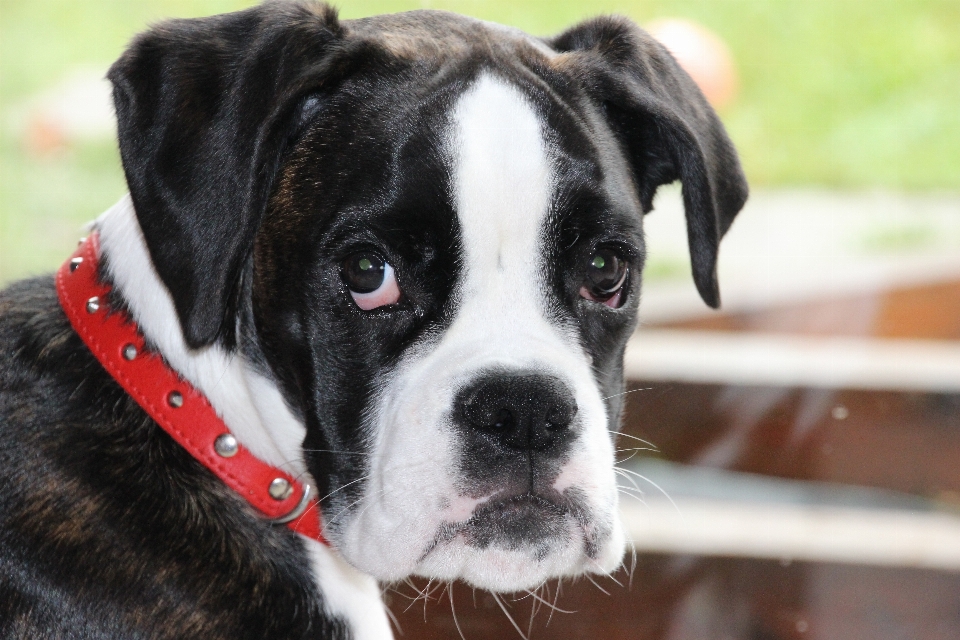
[0, 281, 359, 639]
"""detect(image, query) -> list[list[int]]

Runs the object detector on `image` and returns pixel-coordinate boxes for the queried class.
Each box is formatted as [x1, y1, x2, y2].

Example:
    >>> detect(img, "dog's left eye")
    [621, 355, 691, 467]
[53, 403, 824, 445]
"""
[342, 252, 401, 310]
[579, 247, 628, 308]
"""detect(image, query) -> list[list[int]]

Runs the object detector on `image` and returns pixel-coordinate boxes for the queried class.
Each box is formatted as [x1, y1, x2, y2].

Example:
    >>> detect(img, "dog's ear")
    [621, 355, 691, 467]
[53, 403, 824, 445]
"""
[550, 16, 748, 308]
[108, 3, 345, 348]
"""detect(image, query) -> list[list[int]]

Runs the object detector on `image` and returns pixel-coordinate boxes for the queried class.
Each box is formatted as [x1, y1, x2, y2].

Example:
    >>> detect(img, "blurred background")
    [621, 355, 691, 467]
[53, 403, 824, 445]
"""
[2, 1, 959, 638]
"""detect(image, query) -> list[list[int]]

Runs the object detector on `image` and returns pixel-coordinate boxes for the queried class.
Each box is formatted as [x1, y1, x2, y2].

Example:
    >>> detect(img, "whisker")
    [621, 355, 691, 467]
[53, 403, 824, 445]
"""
[615, 466, 683, 518]
[301, 448, 366, 456]
[324, 487, 386, 528]
[293, 481, 380, 536]
[546, 579, 563, 628]
[526, 584, 538, 638]
[524, 588, 575, 614]
[325, 488, 385, 538]
[418, 580, 435, 619]
[584, 556, 623, 588]
[449, 583, 466, 640]
[399, 589, 421, 612]
[317, 474, 370, 504]
[616, 446, 658, 454]
[403, 579, 434, 614]
[492, 592, 528, 640]
[611, 432, 658, 448]
[527, 587, 539, 638]
[597, 564, 624, 588]
[615, 450, 642, 464]
[391, 578, 423, 602]
[267, 464, 315, 493]
[583, 573, 611, 596]
[209, 352, 234, 393]
[602, 386, 651, 401]
[382, 595, 403, 636]
[423, 581, 438, 623]
[613, 467, 645, 496]
[617, 490, 648, 508]
[617, 483, 646, 496]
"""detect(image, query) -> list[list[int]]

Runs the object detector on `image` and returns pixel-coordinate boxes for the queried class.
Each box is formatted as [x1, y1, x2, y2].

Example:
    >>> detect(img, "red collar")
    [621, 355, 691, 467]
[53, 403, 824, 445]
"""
[56, 233, 325, 543]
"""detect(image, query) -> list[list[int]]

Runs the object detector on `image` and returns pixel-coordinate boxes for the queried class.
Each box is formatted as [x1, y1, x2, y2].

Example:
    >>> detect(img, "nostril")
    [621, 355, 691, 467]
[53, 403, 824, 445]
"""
[545, 402, 577, 431]
[492, 408, 514, 432]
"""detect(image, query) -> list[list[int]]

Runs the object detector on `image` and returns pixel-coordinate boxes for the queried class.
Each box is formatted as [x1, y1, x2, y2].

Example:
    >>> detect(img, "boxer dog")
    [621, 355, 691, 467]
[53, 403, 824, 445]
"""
[0, 2, 746, 638]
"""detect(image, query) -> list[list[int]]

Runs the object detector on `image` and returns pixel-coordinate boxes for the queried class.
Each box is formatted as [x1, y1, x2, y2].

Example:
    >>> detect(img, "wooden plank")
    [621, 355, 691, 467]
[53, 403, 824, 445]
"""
[621, 499, 960, 571]
[625, 330, 960, 392]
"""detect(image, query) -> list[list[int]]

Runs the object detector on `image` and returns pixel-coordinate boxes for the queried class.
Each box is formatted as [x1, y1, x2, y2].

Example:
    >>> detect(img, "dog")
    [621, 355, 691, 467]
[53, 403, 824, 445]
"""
[0, 2, 746, 638]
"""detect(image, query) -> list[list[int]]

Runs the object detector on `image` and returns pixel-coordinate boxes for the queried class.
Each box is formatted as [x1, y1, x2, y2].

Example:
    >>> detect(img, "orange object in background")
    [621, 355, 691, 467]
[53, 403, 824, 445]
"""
[647, 18, 739, 110]
[23, 115, 69, 158]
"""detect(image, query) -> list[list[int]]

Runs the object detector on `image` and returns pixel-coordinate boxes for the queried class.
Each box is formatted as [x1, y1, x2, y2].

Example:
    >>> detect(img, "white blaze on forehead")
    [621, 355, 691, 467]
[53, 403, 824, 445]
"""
[450, 72, 552, 309]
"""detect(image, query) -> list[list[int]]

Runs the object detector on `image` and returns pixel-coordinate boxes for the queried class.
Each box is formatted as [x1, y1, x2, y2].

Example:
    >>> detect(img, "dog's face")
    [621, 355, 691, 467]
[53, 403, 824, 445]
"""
[108, 5, 746, 591]
[257, 69, 642, 587]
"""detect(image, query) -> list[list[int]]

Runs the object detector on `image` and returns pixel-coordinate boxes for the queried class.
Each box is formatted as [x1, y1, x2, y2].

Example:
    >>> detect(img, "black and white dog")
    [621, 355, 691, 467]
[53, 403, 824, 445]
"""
[0, 2, 746, 638]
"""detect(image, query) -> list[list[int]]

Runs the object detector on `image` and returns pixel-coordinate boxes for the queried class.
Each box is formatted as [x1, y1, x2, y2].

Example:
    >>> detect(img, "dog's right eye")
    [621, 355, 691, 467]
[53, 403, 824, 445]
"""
[342, 252, 401, 310]
[579, 247, 628, 308]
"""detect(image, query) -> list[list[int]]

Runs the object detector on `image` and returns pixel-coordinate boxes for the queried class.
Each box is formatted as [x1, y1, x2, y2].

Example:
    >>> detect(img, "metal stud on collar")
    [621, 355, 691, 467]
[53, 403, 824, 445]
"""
[86, 296, 100, 313]
[69, 257, 83, 272]
[214, 433, 239, 458]
[269, 478, 293, 501]
[167, 391, 184, 408]
[122, 344, 137, 361]
[268, 484, 314, 525]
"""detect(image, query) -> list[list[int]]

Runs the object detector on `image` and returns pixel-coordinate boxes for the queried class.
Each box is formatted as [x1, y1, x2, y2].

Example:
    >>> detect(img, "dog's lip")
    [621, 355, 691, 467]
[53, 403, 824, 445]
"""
[418, 491, 573, 562]
[445, 489, 570, 524]
[470, 492, 567, 518]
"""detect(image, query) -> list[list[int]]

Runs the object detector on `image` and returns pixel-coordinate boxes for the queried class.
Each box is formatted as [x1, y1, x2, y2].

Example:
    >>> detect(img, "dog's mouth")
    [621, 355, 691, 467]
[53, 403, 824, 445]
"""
[466, 493, 569, 548]
[421, 492, 583, 561]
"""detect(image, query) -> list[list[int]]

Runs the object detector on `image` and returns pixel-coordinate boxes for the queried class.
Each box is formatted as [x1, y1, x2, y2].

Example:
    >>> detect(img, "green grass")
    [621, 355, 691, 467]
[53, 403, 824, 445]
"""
[1, 0, 959, 283]
[861, 224, 938, 254]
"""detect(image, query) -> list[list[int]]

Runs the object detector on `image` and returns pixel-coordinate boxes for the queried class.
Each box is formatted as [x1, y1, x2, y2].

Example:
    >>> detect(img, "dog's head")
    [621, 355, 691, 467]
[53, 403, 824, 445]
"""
[107, 2, 746, 590]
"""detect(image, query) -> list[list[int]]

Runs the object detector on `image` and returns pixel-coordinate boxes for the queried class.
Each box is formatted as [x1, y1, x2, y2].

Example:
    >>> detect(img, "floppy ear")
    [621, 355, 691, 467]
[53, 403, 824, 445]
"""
[550, 16, 748, 308]
[108, 2, 344, 348]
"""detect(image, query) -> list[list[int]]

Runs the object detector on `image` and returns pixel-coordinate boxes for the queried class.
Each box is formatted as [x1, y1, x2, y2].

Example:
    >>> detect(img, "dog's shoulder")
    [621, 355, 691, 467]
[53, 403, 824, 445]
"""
[0, 278, 348, 640]
[0, 276, 73, 382]
[0, 276, 89, 465]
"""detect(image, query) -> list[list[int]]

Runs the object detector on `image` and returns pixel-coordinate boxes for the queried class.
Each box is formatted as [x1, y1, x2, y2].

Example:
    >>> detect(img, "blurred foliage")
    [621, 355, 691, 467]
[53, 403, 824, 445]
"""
[1, 0, 959, 283]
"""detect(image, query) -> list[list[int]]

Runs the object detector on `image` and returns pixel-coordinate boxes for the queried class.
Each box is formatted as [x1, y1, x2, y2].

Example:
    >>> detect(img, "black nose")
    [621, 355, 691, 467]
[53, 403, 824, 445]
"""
[456, 373, 578, 452]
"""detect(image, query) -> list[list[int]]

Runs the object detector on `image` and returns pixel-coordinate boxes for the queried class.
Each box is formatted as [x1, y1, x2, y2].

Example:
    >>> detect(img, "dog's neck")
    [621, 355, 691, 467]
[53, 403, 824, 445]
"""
[94, 196, 393, 640]
[96, 196, 308, 477]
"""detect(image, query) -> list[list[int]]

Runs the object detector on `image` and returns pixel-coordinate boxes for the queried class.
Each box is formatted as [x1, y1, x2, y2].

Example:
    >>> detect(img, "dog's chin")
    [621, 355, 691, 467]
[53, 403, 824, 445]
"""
[412, 496, 626, 591]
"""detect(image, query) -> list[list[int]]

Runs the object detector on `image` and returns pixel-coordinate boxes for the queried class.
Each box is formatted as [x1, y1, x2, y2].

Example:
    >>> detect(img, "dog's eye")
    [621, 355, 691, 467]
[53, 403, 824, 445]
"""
[579, 247, 628, 308]
[342, 252, 401, 310]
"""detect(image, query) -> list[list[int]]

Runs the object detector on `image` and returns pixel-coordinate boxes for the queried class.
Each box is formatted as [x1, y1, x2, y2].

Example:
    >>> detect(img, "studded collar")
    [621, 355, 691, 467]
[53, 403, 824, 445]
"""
[56, 233, 326, 543]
